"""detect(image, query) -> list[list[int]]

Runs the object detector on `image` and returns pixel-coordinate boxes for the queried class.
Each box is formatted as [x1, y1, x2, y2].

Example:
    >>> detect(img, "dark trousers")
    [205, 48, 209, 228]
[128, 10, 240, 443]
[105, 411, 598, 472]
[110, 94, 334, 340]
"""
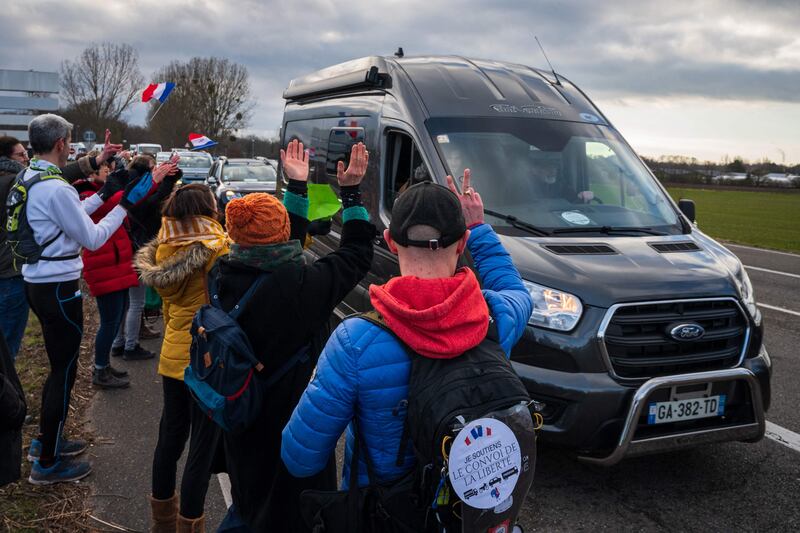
[25, 280, 83, 462]
[94, 290, 129, 368]
[152, 375, 221, 519]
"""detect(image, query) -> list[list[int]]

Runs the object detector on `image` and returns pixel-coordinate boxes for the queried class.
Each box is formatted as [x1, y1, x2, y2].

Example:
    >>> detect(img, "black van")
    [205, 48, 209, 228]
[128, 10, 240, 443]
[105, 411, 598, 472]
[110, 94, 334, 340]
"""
[279, 55, 771, 465]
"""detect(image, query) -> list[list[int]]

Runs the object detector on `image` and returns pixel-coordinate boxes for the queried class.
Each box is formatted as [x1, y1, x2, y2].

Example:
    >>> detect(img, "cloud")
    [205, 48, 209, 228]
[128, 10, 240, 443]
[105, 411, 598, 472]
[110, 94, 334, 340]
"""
[1, 0, 798, 139]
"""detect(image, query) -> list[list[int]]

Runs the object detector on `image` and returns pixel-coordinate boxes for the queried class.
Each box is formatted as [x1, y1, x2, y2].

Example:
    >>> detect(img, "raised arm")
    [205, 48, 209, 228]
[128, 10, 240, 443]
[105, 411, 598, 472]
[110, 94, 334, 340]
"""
[447, 170, 533, 355]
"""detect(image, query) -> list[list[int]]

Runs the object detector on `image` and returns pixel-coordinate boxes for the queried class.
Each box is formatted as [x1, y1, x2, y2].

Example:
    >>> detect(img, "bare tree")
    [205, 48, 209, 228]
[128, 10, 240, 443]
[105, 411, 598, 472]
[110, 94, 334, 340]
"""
[147, 57, 254, 149]
[61, 43, 144, 122]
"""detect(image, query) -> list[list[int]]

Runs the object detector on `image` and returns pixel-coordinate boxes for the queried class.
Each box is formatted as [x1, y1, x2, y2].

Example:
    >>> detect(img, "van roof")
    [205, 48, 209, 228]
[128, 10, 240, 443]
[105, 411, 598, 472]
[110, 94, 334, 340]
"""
[284, 55, 608, 125]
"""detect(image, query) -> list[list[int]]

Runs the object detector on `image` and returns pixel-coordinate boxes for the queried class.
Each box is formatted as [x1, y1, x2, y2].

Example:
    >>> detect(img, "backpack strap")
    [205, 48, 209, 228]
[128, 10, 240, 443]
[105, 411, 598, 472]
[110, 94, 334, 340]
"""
[228, 272, 269, 320]
[15, 172, 79, 262]
[207, 272, 269, 319]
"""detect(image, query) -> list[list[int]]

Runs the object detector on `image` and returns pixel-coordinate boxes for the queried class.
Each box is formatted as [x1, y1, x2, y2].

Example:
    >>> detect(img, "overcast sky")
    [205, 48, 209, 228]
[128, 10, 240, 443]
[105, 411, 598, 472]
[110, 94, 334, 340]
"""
[3, 0, 799, 164]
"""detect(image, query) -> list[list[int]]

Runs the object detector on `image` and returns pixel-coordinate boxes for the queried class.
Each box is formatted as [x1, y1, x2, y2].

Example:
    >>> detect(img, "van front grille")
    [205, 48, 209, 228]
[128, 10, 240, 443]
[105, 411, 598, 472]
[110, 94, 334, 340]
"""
[601, 299, 748, 379]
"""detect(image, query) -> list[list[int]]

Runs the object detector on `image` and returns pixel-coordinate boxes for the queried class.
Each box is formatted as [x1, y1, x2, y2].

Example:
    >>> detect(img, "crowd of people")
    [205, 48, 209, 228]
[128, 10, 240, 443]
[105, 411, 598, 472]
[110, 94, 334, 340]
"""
[0, 113, 534, 532]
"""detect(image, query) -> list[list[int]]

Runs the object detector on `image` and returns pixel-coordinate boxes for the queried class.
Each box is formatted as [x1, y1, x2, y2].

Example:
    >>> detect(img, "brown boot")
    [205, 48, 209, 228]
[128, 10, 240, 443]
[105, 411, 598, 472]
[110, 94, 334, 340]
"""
[149, 493, 178, 533]
[177, 514, 205, 533]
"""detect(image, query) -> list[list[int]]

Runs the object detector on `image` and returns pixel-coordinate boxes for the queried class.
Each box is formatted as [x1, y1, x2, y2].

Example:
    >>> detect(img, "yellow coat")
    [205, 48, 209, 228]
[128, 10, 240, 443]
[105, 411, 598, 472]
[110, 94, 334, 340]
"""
[135, 239, 229, 380]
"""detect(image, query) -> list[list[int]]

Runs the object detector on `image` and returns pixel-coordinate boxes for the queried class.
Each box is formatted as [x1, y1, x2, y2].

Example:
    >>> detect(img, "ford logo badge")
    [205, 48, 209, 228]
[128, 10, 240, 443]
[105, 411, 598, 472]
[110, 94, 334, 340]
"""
[669, 323, 705, 341]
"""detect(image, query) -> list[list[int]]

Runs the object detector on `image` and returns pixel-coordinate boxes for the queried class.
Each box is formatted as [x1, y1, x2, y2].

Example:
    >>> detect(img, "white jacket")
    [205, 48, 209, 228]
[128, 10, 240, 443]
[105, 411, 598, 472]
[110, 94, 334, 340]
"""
[21, 158, 127, 284]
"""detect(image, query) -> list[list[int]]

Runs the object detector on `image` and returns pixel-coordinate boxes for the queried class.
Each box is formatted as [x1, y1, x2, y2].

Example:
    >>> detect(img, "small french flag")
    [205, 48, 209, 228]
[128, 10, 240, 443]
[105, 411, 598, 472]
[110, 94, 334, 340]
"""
[142, 82, 175, 103]
[188, 133, 217, 151]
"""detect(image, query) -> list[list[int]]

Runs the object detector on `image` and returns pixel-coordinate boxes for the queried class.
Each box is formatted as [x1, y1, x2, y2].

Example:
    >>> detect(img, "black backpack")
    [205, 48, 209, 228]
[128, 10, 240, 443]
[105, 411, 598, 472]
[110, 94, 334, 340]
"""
[5, 170, 79, 270]
[300, 311, 536, 533]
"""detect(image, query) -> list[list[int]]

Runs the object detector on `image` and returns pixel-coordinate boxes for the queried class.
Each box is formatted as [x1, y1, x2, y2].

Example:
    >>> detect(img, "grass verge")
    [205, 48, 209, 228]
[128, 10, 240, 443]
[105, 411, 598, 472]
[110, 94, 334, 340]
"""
[0, 293, 100, 532]
[667, 187, 800, 253]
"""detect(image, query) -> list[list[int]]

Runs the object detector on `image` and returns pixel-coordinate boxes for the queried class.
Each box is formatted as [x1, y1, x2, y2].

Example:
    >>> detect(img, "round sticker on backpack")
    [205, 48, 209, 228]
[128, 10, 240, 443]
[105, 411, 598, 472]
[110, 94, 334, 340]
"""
[447, 418, 522, 509]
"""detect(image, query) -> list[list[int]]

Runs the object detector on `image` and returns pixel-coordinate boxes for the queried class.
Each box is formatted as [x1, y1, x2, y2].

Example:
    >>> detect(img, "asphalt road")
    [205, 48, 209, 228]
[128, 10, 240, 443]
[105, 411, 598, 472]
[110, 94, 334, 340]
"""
[516, 242, 800, 532]
[84, 242, 800, 531]
[87, 331, 228, 532]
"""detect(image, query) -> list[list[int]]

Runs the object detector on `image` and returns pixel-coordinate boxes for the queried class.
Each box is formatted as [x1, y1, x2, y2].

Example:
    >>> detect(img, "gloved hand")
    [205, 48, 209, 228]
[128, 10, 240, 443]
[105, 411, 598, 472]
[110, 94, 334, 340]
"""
[120, 172, 154, 210]
[97, 169, 130, 201]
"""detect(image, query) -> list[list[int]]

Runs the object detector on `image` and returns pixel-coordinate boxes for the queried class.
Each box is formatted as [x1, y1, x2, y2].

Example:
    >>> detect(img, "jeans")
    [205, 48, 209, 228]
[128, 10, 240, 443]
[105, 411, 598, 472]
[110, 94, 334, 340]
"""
[152, 376, 221, 518]
[25, 280, 83, 462]
[0, 276, 30, 360]
[95, 290, 129, 369]
[112, 284, 145, 351]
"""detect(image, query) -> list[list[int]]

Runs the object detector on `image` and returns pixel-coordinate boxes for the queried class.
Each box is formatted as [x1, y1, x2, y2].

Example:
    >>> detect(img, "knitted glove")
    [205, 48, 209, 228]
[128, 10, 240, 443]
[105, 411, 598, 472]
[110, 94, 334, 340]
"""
[120, 172, 154, 209]
[97, 169, 130, 201]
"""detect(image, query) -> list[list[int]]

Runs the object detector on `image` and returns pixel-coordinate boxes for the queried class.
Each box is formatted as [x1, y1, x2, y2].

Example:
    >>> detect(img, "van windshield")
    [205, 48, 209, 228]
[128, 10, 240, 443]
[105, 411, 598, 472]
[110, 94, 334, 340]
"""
[427, 117, 682, 235]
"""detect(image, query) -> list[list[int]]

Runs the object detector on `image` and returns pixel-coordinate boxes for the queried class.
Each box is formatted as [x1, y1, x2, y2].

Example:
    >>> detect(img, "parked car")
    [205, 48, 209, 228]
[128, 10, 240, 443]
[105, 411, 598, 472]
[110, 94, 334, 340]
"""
[156, 150, 213, 184]
[280, 55, 771, 465]
[68, 142, 87, 161]
[207, 158, 278, 216]
[136, 143, 163, 157]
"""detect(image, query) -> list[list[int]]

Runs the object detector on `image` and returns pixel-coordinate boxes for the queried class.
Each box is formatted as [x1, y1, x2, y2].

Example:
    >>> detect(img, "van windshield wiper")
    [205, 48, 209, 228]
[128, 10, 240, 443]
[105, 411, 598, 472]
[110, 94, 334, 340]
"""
[551, 226, 668, 236]
[483, 209, 551, 237]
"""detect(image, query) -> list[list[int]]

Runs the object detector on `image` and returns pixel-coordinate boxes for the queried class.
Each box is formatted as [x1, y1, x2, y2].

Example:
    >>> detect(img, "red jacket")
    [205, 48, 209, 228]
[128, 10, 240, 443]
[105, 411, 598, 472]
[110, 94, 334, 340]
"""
[76, 181, 140, 297]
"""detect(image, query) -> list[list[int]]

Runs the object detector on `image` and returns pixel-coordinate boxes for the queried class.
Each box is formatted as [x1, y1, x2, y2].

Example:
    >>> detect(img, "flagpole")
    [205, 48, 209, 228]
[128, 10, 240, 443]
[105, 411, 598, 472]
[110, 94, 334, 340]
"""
[149, 100, 167, 121]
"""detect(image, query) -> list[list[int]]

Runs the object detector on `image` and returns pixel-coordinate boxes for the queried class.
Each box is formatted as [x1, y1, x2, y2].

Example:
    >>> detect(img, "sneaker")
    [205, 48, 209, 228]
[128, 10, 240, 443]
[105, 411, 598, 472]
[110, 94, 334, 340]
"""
[28, 437, 88, 462]
[123, 344, 155, 361]
[92, 366, 130, 389]
[29, 456, 92, 485]
[111, 345, 124, 357]
[108, 364, 128, 378]
[140, 321, 160, 339]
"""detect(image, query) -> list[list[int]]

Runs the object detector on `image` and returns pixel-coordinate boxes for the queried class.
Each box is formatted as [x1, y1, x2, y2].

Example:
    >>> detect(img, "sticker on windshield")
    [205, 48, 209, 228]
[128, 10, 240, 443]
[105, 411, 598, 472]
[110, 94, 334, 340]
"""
[448, 418, 521, 510]
[580, 112, 600, 123]
[561, 211, 591, 225]
[437, 134, 450, 144]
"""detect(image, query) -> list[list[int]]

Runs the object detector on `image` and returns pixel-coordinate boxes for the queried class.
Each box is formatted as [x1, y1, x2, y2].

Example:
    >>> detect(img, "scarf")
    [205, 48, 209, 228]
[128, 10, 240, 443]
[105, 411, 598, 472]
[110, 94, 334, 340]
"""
[158, 216, 229, 251]
[228, 241, 305, 271]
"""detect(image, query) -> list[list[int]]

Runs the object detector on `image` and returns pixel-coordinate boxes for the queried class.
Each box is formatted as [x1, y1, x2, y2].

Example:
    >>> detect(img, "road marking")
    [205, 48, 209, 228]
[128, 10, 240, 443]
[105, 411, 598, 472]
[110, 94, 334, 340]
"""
[218, 473, 232, 508]
[758, 303, 800, 317]
[726, 243, 800, 258]
[765, 421, 800, 454]
[745, 265, 800, 280]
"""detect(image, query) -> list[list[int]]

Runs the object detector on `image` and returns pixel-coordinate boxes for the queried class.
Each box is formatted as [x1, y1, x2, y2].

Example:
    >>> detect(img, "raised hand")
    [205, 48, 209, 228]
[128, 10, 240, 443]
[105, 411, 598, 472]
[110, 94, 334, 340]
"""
[99, 129, 123, 163]
[152, 162, 176, 184]
[280, 139, 310, 182]
[337, 142, 369, 187]
[446, 168, 484, 227]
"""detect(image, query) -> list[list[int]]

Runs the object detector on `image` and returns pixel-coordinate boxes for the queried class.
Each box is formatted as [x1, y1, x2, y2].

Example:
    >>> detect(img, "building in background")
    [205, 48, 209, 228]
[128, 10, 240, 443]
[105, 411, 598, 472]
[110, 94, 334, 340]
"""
[0, 69, 59, 143]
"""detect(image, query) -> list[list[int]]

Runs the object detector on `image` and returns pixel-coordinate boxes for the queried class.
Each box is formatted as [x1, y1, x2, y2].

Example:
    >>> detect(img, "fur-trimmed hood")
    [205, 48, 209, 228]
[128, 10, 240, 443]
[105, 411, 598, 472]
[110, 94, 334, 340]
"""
[135, 239, 214, 290]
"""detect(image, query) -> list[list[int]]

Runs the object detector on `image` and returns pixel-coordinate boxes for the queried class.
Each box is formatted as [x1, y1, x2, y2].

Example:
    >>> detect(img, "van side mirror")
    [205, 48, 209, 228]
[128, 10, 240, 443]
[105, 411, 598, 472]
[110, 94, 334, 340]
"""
[207, 176, 218, 186]
[678, 199, 696, 223]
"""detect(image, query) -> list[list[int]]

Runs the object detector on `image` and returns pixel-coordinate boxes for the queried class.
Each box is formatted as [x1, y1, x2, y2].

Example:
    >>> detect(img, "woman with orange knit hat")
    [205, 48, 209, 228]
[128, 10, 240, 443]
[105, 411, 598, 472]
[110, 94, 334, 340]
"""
[210, 139, 375, 532]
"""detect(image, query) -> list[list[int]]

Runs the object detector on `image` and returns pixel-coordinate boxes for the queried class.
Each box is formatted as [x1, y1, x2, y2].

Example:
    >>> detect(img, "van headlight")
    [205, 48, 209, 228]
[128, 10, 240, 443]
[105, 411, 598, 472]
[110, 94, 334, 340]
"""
[522, 280, 583, 332]
[738, 268, 760, 324]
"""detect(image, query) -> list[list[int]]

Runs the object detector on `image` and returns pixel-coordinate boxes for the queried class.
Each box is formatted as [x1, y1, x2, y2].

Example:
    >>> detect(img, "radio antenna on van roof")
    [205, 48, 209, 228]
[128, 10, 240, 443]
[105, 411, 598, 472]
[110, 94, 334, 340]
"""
[534, 36, 562, 86]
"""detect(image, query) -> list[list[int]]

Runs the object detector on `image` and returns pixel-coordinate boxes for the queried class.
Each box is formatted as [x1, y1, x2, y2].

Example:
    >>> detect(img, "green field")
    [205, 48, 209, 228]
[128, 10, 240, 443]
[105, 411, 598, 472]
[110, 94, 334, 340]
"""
[667, 187, 800, 253]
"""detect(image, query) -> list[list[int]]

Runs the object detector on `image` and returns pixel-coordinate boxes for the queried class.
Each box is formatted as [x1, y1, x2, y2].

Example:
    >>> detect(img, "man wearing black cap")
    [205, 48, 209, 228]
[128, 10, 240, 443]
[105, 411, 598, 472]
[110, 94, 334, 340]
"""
[282, 169, 533, 492]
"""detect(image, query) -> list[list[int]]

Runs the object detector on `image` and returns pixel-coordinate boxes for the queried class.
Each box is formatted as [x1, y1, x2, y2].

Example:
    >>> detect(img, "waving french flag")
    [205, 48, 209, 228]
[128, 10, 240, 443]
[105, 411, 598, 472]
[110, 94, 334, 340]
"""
[188, 133, 217, 151]
[141, 82, 175, 103]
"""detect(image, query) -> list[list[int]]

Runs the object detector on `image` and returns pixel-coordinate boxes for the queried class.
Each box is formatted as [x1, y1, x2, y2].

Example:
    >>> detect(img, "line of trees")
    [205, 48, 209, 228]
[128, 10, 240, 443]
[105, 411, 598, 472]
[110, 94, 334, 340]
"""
[59, 42, 262, 152]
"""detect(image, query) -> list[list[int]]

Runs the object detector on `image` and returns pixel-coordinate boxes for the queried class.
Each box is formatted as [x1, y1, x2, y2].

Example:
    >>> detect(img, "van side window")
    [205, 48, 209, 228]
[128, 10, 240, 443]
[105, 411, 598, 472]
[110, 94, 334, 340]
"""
[326, 128, 365, 178]
[384, 131, 431, 209]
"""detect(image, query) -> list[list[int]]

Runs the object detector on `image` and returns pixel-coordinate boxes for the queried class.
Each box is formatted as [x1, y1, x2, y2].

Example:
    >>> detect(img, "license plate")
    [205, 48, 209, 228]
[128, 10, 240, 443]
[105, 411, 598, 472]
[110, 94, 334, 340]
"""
[647, 394, 726, 424]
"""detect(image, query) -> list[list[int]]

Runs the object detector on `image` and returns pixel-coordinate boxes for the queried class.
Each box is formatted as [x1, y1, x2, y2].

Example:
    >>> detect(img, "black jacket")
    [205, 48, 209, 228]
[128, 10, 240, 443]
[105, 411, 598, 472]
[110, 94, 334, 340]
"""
[0, 157, 25, 278]
[126, 171, 180, 251]
[209, 210, 375, 532]
[0, 330, 26, 487]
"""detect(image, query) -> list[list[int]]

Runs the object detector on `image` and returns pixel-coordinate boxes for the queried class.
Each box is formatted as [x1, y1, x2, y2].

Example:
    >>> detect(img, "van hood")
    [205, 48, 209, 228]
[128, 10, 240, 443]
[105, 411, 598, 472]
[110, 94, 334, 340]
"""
[498, 231, 746, 308]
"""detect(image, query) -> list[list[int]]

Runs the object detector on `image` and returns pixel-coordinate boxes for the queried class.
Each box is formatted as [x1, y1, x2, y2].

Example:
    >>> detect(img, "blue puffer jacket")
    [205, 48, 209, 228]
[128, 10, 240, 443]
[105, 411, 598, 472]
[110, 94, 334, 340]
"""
[281, 223, 533, 488]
